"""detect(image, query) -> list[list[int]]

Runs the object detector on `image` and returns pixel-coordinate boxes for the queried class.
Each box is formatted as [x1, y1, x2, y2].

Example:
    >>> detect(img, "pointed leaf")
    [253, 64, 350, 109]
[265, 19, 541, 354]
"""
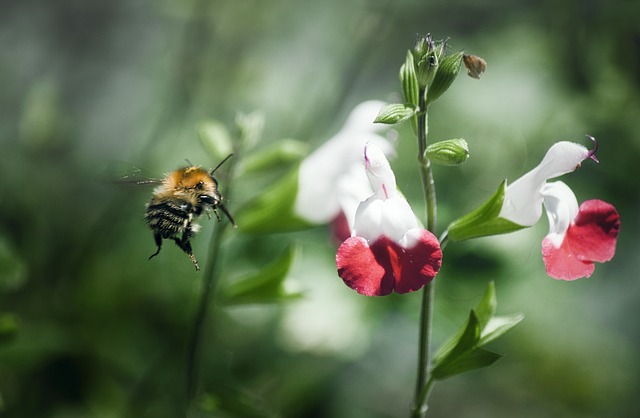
[0, 313, 18, 344]
[447, 180, 526, 241]
[431, 348, 502, 380]
[235, 111, 265, 149]
[480, 313, 525, 346]
[235, 168, 313, 234]
[433, 310, 481, 366]
[241, 139, 309, 174]
[474, 281, 497, 329]
[374, 103, 418, 125]
[221, 246, 302, 305]
[198, 120, 233, 161]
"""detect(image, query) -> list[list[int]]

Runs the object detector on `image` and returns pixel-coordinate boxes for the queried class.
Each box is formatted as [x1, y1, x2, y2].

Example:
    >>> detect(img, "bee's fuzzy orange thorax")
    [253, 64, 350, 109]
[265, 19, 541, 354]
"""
[163, 167, 214, 190]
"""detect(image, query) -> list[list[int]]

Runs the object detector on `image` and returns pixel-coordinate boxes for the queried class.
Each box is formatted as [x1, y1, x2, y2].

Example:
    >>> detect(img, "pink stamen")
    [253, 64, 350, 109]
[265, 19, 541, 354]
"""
[586, 135, 599, 163]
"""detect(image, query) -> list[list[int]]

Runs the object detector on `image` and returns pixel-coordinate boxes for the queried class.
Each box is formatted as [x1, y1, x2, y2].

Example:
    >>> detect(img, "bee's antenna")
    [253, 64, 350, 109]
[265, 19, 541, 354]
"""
[211, 154, 234, 175]
[185, 159, 194, 166]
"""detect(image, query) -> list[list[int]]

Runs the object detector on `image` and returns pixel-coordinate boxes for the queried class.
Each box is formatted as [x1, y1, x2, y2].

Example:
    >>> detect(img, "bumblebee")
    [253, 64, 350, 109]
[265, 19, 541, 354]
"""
[115, 155, 235, 271]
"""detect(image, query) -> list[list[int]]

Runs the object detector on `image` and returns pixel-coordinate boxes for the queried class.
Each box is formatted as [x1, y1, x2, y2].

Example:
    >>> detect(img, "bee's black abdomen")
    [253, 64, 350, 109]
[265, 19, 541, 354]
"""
[145, 198, 193, 238]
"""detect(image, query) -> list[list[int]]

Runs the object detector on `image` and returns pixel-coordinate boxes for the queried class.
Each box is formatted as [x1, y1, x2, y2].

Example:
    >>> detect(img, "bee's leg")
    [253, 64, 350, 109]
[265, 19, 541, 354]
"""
[174, 229, 199, 271]
[148, 233, 163, 260]
[212, 208, 222, 222]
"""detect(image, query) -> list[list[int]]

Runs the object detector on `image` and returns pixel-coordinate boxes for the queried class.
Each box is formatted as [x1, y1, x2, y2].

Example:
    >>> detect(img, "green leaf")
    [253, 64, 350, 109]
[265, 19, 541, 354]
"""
[0, 313, 19, 344]
[426, 51, 463, 105]
[400, 50, 419, 107]
[235, 167, 313, 234]
[221, 246, 302, 306]
[433, 310, 481, 366]
[241, 139, 309, 174]
[374, 103, 418, 125]
[432, 348, 502, 380]
[474, 281, 497, 329]
[446, 180, 526, 241]
[480, 314, 525, 346]
[198, 120, 233, 161]
[432, 282, 524, 380]
[425, 138, 469, 166]
[235, 111, 265, 149]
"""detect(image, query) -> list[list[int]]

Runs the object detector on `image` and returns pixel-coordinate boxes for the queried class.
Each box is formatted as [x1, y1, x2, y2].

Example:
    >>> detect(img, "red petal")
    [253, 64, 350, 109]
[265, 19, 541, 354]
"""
[542, 236, 595, 280]
[565, 200, 620, 263]
[337, 236, 395, 296]
[394, 229, 443, 294]
[336, 230, 442, 296]
[330, 211, 351, 245]
[541, 199, 619, 280]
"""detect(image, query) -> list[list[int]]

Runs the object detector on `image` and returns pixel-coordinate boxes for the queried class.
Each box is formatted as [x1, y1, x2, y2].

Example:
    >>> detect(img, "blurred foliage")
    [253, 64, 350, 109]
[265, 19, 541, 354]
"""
[1, 0, 639, 417]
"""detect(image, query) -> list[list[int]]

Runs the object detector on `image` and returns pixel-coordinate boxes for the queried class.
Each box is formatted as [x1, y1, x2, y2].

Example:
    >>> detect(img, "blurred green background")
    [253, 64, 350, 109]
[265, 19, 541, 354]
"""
[1, 0, 639, 417]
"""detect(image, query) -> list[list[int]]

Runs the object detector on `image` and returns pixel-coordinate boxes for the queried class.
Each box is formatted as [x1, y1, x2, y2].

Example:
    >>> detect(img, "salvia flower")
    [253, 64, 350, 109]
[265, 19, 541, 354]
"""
[336, 144, 442, 296]
[294, 100, 395, 241]
[539, 181, 620, 280]
[447, 138, 620, 280]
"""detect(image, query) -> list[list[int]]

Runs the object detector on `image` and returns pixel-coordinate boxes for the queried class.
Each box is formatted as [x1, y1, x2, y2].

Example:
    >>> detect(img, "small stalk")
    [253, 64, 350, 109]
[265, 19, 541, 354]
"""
[186, 155, 237, 410]
[412, 91, 438, 417]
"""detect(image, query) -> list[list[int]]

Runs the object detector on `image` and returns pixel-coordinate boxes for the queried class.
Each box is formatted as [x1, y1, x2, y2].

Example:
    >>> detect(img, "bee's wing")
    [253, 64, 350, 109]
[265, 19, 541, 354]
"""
[104, 160, 163, 186]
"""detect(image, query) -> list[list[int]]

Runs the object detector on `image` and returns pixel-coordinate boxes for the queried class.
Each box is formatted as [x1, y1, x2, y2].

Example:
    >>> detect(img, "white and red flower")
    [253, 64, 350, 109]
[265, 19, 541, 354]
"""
[336, 144, 442, 296]
[498, 139, 620, 280]
[294, 100, 395, 241]
[539, 181, 620, 280]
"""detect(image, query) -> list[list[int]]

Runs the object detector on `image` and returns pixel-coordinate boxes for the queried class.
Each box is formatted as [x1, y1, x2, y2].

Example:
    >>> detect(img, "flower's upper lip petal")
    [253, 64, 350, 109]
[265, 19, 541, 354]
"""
[499, 141, 590, 226]
[343, 100, 388, 133]
[364, 143, 397, 197]
[294, 128, 391, 223]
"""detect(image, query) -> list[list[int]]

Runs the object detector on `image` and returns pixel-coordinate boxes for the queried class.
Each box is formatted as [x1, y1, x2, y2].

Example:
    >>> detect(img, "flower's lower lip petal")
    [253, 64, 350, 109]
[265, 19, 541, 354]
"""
[336, 237, 394, 296]
[542, 236, 595, 280]
[566, 200, 620, 263]
[394, 229, 442, 293]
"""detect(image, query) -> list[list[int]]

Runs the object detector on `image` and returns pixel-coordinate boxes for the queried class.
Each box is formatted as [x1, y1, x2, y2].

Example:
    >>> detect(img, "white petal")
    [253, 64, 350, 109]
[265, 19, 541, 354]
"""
[499, 141, 589, 226]
[342, 100, 388, 134]
[540, 181, 579, 247]
[294, 102, 393, 224]
[353, 195, 418, 243]
[335, 164, 374, 231]
[364, 143, 397, 199]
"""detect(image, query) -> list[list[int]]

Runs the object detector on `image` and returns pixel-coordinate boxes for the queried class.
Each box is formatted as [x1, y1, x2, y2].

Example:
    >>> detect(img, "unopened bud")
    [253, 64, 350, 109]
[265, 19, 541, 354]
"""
[425, 139, 469, 166]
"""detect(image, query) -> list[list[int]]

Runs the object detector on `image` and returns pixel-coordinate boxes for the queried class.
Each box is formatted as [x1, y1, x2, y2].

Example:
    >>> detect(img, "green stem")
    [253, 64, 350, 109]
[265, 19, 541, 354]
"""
[413, 91, 438, 417]
[186, 156, 237, 409]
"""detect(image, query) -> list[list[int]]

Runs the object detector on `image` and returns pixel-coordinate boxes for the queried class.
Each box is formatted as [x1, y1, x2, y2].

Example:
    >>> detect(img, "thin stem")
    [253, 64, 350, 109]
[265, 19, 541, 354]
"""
[186, 157, 237, 410]
[186, 221, 228, 402]
[413, 91, 438, 417]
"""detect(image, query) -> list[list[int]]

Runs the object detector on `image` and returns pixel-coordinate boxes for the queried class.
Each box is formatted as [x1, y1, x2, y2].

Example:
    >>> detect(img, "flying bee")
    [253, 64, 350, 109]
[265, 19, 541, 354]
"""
[112, 155, 235, 271]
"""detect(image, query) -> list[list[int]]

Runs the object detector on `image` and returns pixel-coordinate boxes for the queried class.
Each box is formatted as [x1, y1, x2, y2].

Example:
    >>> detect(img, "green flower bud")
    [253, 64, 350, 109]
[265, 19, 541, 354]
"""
[425, 139, 469, 166]
[400, 51, 419, 107]
[412, 34, 445, 89]
[426, 51, 463, 105]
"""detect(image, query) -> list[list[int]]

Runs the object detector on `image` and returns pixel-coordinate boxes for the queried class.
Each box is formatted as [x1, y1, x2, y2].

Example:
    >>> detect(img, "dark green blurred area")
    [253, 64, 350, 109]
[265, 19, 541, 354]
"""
[1, 0, 639, 417]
